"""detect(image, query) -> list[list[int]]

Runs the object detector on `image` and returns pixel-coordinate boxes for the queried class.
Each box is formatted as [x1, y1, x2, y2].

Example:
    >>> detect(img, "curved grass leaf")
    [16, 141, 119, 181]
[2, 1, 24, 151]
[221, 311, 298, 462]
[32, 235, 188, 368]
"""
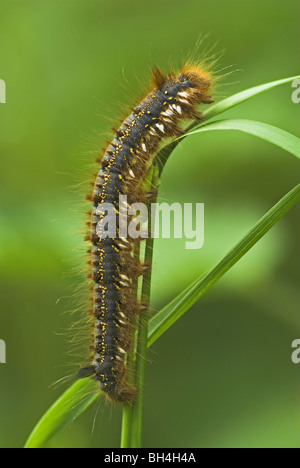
[147, 184, 300, 347]
[201, 75, 300, 122]
[24, 378, 99, 448]
[184, 119, 300, 159]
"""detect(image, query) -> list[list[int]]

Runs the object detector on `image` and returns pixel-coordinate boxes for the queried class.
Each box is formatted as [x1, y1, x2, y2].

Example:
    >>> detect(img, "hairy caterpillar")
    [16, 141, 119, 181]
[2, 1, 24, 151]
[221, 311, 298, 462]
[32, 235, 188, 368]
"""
[78, 63, 213, 403]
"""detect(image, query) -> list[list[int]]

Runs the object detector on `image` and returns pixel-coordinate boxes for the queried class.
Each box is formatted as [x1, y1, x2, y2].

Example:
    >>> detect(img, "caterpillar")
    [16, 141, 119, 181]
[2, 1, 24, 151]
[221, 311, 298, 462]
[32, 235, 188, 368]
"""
[78, 63, 213, 403]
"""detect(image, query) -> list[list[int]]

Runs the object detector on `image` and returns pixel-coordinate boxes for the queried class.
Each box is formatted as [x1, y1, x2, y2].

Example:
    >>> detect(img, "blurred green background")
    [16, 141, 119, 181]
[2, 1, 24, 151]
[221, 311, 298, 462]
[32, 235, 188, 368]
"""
[0, 0, 299, 448]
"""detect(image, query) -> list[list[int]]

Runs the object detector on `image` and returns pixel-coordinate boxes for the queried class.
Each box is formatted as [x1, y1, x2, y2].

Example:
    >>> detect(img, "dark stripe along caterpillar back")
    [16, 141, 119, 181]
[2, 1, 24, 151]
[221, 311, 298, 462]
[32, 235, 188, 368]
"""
[79, 64, 213, 403]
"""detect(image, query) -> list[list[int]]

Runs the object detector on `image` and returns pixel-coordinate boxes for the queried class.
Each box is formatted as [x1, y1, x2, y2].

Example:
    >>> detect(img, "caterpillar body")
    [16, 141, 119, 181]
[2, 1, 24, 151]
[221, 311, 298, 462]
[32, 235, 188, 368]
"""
[78, 65, 213, 403]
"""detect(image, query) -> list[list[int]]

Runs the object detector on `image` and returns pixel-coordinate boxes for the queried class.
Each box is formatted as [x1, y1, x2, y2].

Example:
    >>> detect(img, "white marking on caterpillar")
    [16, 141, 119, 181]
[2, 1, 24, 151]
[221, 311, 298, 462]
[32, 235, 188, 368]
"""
[120, 274, 130, 281]
[178, 91, 189, 98]
[118, 243, 129, 250]
[173, 104, 182, 114]
[120, 281, 130, 287]
[178, 98, 189, 104]
[156, 123, 165, 133]
[162, 108, 173, 117]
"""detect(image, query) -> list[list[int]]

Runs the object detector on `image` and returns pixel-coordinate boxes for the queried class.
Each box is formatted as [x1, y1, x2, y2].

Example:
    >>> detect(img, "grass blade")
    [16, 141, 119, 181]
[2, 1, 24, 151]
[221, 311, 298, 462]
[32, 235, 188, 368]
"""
[128, 167, 157, 448]
[184, 119, 300, 158]
[147, 184, 300, 347]
[202, 75, 300, 121]
[24, 378, 99, 448]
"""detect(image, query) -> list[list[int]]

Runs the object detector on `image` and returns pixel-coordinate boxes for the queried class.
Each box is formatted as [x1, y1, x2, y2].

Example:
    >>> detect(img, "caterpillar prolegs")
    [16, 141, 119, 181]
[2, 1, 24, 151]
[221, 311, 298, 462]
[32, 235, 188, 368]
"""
[78, 64, 213, 402]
